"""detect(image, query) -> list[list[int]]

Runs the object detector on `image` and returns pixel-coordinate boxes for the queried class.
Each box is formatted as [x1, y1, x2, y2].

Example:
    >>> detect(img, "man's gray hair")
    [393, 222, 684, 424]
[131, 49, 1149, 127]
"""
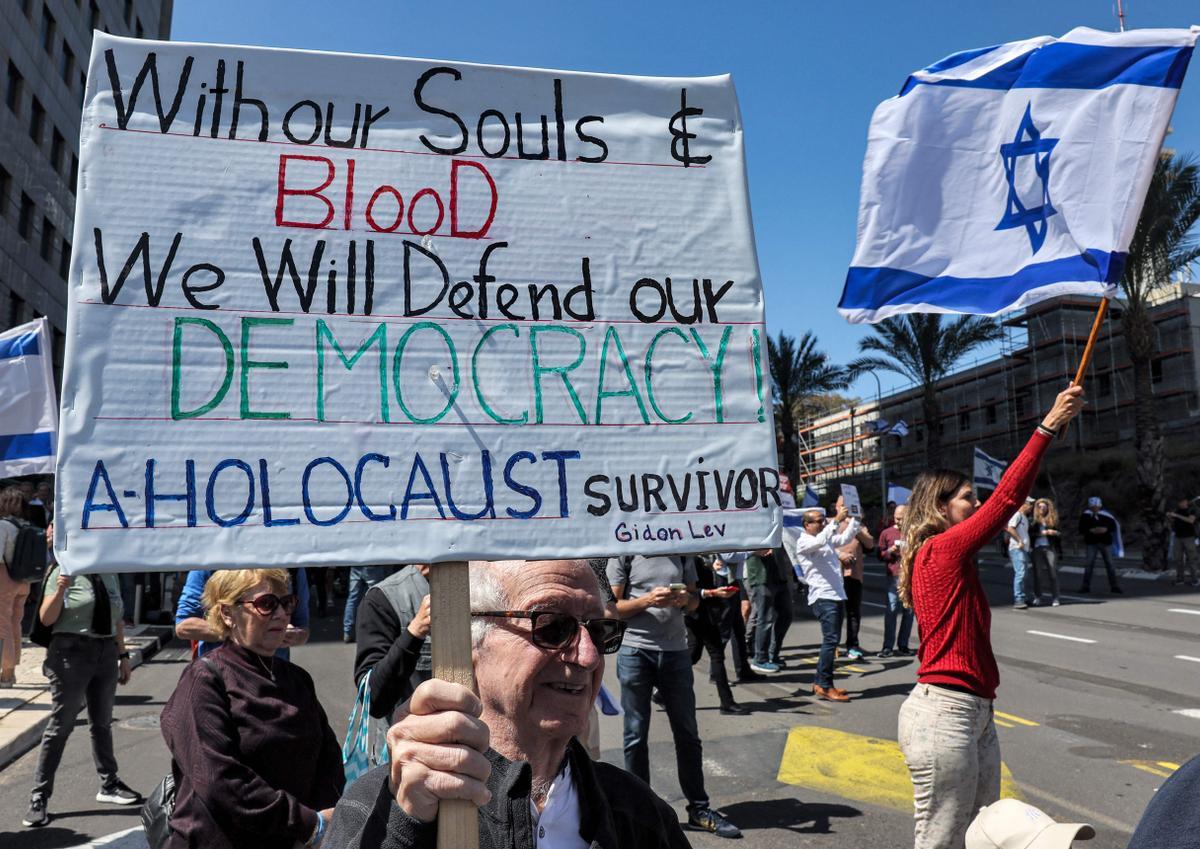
[466, 560, 600, 649]
[468, 560, 518, 647]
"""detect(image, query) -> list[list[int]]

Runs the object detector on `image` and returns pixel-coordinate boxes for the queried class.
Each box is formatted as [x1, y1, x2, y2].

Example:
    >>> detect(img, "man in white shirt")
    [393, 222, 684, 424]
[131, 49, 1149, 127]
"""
[792, 501, 859, 702]
[1006, 498, 1034, 610]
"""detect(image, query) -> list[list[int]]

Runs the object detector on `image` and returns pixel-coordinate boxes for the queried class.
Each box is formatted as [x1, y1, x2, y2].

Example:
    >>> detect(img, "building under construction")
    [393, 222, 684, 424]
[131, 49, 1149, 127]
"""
[797, 285, 1200, 496]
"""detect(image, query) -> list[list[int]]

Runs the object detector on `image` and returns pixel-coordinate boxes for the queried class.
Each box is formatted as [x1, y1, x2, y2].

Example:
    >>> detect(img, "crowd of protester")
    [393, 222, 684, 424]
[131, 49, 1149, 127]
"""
[4, 385, 1198, 848]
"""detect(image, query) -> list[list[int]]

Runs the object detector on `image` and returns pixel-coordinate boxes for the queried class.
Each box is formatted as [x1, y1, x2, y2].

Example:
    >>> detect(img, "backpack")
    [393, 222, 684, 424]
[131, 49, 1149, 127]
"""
[1, 517, 48, 583]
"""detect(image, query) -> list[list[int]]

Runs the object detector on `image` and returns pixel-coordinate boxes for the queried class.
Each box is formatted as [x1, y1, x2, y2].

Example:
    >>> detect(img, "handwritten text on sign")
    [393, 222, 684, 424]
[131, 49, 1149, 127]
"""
[55, 35, 780, 572]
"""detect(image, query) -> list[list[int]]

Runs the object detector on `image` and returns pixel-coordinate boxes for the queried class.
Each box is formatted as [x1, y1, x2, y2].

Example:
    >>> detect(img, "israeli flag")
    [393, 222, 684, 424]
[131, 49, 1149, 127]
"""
[840, 26, 1199, 323]
[973, 446, 1008, 490]
[0, 318, 59, 478]
[887, 483, 912, 506]
[888, 419, 910, 437]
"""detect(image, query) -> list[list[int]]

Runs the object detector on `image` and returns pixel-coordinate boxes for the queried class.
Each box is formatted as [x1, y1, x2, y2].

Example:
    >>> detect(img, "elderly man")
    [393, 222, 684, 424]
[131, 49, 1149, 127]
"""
[793, 501, 859, 702]
[324, 560, 692, 848]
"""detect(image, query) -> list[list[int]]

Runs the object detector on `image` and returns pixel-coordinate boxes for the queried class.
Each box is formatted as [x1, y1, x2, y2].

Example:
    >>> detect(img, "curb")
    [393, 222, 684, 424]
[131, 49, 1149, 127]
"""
[0, 626, 174, 771]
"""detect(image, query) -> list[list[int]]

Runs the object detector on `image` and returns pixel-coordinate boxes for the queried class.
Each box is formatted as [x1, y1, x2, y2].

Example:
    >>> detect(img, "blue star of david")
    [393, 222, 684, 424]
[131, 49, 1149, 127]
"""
[996, 103, 1059, 254]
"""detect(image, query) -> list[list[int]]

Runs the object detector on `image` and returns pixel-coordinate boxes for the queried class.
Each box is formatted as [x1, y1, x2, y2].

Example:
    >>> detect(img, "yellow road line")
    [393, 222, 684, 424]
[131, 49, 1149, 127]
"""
[777, 726, 1022, 811]
[1123, 761, 1173, 778]
[994, 710, 1039, 727]
[1156, 761, 1181, 771]
[994, 719, 1016, 728]
[843, 665, 866, 673]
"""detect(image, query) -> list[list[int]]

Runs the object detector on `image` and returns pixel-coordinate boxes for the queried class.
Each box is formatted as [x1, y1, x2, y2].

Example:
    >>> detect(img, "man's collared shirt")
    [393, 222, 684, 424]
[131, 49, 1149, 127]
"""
[530, 761, 587, 849]
[794, 519, 860, 605]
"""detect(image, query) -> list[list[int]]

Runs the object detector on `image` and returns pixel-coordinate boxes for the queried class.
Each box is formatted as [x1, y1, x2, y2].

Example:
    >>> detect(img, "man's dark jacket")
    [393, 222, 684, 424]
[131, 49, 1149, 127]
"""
[323, 739, 692, 849]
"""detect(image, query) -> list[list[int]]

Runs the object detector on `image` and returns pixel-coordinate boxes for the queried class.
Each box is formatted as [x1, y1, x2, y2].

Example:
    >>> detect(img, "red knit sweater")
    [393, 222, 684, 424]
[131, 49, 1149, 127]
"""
[912, 429, 1051, 699]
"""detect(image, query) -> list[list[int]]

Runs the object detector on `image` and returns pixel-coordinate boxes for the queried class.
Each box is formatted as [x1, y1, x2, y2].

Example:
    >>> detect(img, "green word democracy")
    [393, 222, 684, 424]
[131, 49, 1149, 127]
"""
[170, 316, 764, 425]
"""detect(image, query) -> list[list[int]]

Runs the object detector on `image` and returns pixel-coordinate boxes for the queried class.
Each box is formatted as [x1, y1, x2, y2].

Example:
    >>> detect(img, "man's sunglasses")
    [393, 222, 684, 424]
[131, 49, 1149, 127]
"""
[472, 611, 626, 655]
[236, 593, 298, 616]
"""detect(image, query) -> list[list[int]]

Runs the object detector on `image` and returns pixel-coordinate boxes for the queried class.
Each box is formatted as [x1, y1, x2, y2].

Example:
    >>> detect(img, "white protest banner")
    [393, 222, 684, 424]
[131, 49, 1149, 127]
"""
[54, 35, 781, 573]
[840, 483, 861, 519]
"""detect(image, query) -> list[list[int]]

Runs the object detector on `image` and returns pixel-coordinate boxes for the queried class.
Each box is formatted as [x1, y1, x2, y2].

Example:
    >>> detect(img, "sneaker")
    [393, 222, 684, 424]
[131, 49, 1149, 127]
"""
[342, 633, 354, 643]
[688, 806, 742, 838]
[749, 661, 780, 674]
[651, 689, 666, 707]
[895, 647, 915, 656]
[96, 779, 143, 806]
[1051, 599, 1061, 607]
[878, 648, 895, 658]
[1030, 598, 1042, 607]
[1014, 602, 1028, 610]
[23, 797, 48, 827]
[771, 658, 789, 669]
[847, 647, 864, 660]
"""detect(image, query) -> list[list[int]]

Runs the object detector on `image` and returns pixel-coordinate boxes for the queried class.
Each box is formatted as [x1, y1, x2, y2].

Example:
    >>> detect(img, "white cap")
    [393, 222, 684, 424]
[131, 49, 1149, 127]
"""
[966, 799, 1095, 849]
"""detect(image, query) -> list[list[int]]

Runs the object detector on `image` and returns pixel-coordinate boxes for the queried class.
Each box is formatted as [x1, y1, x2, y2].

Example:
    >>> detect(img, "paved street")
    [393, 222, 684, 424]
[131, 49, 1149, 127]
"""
[0, 560, 1196, 848]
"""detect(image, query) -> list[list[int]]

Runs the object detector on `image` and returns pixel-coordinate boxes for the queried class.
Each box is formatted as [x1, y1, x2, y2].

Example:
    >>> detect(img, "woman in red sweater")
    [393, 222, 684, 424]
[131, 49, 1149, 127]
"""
[895, 385, 1083, 849]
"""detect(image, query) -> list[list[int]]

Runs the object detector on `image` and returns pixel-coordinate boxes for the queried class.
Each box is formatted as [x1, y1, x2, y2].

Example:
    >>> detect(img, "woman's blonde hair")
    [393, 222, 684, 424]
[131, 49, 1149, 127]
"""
[202, 568, 290, 640]
[898, 469, 970, 609]
[0, 486, 25, 518]
[1033, 498, 1059, 530]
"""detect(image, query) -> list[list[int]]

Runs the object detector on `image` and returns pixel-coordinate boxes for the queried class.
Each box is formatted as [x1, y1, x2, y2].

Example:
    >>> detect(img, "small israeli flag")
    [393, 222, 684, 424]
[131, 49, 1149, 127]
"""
[0, 318, 59, 477]
[840, 26, 1199, 323]
[888, 419, 910, 438]
[973, 446, 1008, 490]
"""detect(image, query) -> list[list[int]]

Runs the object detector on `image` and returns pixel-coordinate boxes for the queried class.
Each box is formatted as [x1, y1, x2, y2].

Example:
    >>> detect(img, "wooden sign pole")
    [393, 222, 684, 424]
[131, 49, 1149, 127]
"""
[429, 561, 480, 849]
[1059, 295, 1110, 440]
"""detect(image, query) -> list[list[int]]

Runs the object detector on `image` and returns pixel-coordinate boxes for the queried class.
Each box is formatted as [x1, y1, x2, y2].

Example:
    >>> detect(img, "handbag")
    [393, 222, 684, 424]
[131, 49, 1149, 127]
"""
[141, 656, 223, 849]
[28, 571, 54, 649]
[342, 670, 389, 786]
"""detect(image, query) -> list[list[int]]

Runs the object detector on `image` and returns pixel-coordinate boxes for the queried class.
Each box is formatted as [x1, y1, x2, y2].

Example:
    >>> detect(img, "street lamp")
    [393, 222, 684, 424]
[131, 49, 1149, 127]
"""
[862, 369, 887, 512]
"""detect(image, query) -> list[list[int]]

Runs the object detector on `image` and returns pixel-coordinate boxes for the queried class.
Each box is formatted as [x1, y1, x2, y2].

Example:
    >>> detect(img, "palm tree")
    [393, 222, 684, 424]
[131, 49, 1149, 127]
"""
[767, 331, 847, 485]
[847, 314, 1002, 466]
[1119, 152, 1200, 570]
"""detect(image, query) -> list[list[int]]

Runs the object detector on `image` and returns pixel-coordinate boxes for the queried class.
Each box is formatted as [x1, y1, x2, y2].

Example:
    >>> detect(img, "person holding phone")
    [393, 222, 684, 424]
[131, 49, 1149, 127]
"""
[608, 555, 741, 838]
[23, 522, 141, 828]
[687, 555, 747, 715]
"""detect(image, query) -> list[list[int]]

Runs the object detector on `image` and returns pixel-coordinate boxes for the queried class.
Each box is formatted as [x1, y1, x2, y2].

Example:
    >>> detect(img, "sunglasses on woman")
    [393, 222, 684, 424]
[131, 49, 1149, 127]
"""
[472, 610, 626, 655]
[236, 593, 298, 616]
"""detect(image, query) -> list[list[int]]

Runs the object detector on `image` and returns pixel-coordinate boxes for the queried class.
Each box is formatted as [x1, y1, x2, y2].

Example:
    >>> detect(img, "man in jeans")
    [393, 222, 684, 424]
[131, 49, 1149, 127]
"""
[792, 501, 859, 702]
[744, 547, 793, 674]
[1167, 497, 1200, 586]
[1006, 498, 1034, 609]
[608, 555, 741, 838]
[877, 504, 914, 657]
[1078, 497, 1123, 594]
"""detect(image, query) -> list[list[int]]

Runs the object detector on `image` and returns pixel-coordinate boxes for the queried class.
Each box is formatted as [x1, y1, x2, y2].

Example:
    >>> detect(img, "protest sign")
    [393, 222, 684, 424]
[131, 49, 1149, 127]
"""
[54, 35, 781, 573]
[840, 484, 861, 518]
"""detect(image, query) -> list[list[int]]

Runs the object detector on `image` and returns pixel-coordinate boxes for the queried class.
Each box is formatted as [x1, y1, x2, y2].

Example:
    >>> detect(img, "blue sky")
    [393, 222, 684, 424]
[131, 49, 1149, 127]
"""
[171, 1, 1200, 399]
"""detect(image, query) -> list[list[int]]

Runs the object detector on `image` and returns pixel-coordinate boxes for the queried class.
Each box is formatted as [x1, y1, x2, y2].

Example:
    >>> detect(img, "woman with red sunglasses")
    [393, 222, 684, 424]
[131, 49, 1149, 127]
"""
[160, 568, 344, 849]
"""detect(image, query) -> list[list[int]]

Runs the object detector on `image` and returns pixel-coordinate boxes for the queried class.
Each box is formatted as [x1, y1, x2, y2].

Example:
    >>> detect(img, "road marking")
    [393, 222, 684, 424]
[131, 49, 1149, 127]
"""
[1174, 708, 1200, 719]
[1168, 608, 1200, 616]
[843, 665, 866, 673]
[777, 726, 1021, 811]
[1158, 761, 1181, 770]
[1122, 760, 1174, 778]
[994, 718, 1016, 728]
[1174, 655, 1200, 663]
[862, 600, 887, 608]
[1026, 630, 1096, 644]
[994, 710, 1040, 727]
